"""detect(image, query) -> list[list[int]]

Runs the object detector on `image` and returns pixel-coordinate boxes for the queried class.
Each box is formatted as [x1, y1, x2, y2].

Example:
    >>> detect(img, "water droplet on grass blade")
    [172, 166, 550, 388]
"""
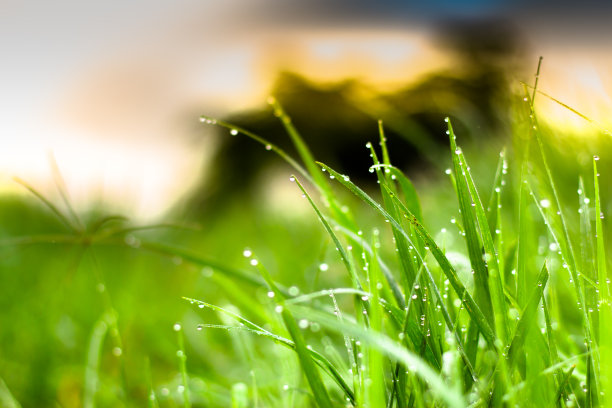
[540, 199, 551, 208]
[319, 263, 329, 271]
[230, 129, 238, 136]
[173, 323, 182, 332]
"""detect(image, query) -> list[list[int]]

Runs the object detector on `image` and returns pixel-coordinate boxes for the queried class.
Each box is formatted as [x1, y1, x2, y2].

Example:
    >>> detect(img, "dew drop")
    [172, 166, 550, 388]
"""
[230, 129, 238, 136]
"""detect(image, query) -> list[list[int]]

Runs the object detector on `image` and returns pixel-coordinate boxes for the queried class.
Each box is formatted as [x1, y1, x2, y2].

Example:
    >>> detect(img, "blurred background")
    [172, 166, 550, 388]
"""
[2, 1, 612, 406]
[2, 0, 612, 219]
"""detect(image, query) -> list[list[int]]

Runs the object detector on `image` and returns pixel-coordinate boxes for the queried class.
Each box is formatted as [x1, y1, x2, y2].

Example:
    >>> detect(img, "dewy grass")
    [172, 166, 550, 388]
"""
[3, 75, 611, 407]
[190, 87, 610, 406]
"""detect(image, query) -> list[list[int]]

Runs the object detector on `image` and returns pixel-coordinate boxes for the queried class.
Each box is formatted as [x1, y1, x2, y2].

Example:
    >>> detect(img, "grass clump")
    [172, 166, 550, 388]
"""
[192, 86, 610, 406]
[1, 68, 611, 407]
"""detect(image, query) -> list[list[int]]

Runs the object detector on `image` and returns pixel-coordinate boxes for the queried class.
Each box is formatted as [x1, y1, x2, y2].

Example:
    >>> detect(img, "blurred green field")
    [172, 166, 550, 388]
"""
[1, 86, 612, 407]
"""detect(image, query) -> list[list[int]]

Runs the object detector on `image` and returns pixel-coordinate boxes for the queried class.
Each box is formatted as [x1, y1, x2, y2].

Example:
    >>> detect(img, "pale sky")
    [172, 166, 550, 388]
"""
[2, 0, 611, 219]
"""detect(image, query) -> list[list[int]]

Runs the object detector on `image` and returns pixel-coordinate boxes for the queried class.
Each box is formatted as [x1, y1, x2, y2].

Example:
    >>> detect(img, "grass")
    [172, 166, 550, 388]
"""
[1, 72, 611, 407]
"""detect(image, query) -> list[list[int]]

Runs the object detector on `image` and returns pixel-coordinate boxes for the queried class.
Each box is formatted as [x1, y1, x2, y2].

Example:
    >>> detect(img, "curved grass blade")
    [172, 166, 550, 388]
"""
[366, 230, 387, 408]
[594, 157, 612, 404]
[254, 261, 334, 408]
[84, 314, 111, 408]
[506, 263, 549, 366]
[0, 378, 22, 408]
[317, 161, 495, 348]
[447, 120, 495, 329]
[199, 115, 312, 184]
[184, 298, 355, 405]
[13, 177, 78, 232]
[289, 304, 466, 408]
[449, 126, 509, 343]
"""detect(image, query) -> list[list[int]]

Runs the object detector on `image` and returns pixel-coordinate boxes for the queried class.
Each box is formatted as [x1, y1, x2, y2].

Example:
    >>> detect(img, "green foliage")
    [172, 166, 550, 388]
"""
[1, 81, 611, 407]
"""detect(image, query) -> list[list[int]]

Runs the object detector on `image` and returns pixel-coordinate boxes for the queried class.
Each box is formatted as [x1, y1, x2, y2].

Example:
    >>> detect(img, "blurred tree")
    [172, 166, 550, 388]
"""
[182, 17, 527, 218]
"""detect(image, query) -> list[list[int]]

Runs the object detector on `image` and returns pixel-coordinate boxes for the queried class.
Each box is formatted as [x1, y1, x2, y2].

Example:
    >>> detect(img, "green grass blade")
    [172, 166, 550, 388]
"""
[231, 383, 249, 408]
[594, 157, 611, 405]
[366, 230, 386, 408]
[555, 365, 576, 406]
[248, 261, 334, 408]
[199, 115, 313, 184]
[291, 176, 360, 287]
[450, 132, 510, 343]
[507, 263, 549, 366]
[84, 314, 110, 408]
[317, 161, 496, 348]
[447, 119, 495, 329]
[267, 98, 331, 196]
[13, 177, 78, 232]
[289, 304, 466, 408]
[0, 378, 22, 408]
[185, 298, 355, 404]
[173, 323, 191, 408]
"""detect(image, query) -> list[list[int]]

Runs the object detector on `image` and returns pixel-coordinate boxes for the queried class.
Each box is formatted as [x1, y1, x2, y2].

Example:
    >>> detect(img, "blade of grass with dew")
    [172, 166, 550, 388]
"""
[267, 98, 358, 233]
[317, 163, 478, 382]
[253, 261, 334, 408]
[293, 174, 408, 336]
[486, 149, 507, 235]
[199, 115, 312, 184]
[291, 177, 362, 289]
[173, 323, 191, 408]
[380, 183, 496, 359]
[288, 304, 466, 408]
[555, 365, 577, 406]
[594, 156, 611, 405]
[578, 177, 598, 408]
[452, 138, 512, 399]
[542, 294, 565, 405]
[447, 119, 495, 330]
[366, 229, 387, 408]
[367, 139, 417, 307]
[523, 87, 595, 354]
[318, 161, 495, 348]
[452, 131, 510, 344]
[184, 298, 355, 404]
[136, 241, 281, 293]
[506, 263, 549, 367]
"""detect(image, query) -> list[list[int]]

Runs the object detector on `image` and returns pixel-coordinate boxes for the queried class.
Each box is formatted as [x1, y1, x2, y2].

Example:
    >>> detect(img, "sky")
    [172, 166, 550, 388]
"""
[2, 0, 611, 219]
